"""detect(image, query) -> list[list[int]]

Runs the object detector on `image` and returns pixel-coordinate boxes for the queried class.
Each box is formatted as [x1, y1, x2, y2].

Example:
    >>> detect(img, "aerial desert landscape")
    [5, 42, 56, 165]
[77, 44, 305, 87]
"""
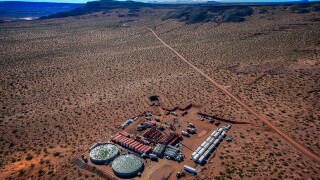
[0, 1, 319, 179]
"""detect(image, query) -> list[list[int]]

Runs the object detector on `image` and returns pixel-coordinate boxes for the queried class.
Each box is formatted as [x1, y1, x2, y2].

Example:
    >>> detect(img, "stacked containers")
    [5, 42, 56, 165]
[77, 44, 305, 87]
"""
[144, 147, 152, 154]
[112, 134, 152, 154]
[119, 131, 130, 138]
[168, 137, 179, 145]
[136, 144, 143, 151]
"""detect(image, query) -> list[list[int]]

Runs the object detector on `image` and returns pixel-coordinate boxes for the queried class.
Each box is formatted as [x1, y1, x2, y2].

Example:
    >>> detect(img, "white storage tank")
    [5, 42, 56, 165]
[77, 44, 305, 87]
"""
[209, 144, 215, 152]
[210, 130, 217, 137]
[191, 152, 197, 158]
[197, 155, 206, 165]
[198, 148, 206, 156]
[213, 132, 220, 139]
[205, 137, 211, 143]
[192, 153, 200, 162]
[203, 143, 210, 150]
[213, 139, 220, 147]
[220, 131, 226, 138]
[204, 149, 211, 159]
[195, 146, 202, 153]
[208, 138, 215, 144]
[200, 141, 207, 147]
[112, 154, 144, 178]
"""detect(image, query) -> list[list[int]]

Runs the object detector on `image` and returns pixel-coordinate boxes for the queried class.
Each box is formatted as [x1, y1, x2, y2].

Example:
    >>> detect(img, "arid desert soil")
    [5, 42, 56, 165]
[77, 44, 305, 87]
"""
[0, 8, 319, 179]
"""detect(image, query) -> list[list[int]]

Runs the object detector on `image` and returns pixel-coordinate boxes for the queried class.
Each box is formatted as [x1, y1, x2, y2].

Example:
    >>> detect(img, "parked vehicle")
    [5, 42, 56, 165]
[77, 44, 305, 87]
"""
[176, 172, 181, 178]
[181, 131, 189, 137]
[149, 153, 158, 160]
[137, 125, 146, 131]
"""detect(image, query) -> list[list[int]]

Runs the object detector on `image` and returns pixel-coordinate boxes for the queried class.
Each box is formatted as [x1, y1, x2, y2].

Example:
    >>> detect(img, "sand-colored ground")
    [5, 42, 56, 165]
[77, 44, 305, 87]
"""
[0, 7, 319, 179]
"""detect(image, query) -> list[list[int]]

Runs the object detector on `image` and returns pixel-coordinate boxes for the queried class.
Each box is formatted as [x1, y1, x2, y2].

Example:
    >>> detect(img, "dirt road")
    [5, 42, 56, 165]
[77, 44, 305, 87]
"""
[147, 28, 320, 163]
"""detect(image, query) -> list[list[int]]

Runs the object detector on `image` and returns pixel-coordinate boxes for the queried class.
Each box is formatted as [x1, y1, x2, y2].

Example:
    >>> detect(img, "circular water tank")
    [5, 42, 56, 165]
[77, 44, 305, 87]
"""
[112, 154, 144, 178]
[89, 143, 119, 165]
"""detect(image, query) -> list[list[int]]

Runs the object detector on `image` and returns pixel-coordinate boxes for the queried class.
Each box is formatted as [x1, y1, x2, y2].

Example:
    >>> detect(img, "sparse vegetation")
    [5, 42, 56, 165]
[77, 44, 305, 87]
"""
[0, 1, 319, 179]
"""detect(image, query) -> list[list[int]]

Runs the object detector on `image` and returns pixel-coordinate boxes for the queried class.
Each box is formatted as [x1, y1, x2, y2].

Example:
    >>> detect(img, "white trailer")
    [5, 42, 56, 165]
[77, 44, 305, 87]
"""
[184, 165, 197, 175]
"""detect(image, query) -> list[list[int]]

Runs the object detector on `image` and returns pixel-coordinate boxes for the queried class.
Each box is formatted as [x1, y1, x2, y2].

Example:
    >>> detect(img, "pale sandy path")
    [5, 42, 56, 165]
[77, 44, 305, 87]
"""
[147, 28, 320, 163]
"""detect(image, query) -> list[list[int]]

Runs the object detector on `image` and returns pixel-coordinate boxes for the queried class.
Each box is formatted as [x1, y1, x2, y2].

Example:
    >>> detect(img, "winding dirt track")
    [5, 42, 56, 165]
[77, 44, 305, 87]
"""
[147, 28, 320, 163]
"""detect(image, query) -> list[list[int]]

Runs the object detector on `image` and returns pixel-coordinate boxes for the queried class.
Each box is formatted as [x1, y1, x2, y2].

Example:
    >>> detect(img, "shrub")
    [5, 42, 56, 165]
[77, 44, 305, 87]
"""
[26, 154, 33, 161]
[53, 152, 61, 157]
[19, 169, 25, 176]
[38, 169, 45, 177]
